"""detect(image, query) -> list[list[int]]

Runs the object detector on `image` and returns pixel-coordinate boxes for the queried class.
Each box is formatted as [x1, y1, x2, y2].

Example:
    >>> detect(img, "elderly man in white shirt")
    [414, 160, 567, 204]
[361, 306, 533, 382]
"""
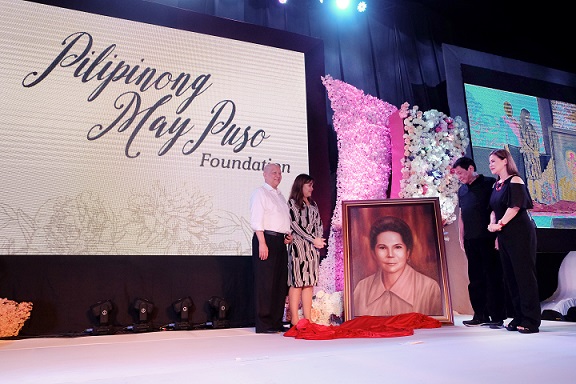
[250, 163, 292, 333]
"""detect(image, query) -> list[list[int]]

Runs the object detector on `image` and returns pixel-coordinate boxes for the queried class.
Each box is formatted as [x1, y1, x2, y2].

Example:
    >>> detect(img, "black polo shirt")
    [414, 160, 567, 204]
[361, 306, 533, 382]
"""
[458, 174, 497, 240]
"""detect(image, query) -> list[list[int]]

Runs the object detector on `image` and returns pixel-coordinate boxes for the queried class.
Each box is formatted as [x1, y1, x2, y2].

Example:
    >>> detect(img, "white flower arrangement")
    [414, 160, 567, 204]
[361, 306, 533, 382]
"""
[398, 104, 469, 226]
[311, 290, 343, 326]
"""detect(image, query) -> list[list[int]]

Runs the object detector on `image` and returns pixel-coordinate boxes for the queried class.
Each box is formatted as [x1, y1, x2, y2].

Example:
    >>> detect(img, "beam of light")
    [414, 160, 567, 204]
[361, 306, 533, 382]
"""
[335, 0, 350, 11]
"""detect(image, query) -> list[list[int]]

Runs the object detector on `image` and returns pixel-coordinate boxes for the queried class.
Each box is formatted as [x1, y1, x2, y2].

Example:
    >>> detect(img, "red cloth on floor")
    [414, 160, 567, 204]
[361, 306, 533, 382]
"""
[283, 313, 441, 340]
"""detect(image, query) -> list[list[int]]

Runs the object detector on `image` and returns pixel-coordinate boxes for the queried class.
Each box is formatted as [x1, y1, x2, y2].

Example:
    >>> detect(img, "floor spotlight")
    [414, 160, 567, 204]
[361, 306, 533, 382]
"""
[89, 300, 115, 335]
[208, 296, 230, 329]
[172, 296, 195, 330]
[131, 298, 155, 332]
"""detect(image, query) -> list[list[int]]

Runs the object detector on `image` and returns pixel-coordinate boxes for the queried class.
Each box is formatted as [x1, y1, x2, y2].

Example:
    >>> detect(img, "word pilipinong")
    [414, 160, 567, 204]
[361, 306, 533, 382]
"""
[21, 32, 269, 158]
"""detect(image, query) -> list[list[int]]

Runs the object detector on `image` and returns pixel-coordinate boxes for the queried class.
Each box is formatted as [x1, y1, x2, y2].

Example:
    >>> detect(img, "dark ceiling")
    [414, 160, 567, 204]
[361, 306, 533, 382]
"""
[380, 0, 573, 74]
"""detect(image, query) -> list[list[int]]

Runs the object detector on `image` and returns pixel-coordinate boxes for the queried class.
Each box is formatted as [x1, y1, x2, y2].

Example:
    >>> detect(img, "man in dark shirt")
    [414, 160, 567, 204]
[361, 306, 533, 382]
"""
[454, 157, 507, 327]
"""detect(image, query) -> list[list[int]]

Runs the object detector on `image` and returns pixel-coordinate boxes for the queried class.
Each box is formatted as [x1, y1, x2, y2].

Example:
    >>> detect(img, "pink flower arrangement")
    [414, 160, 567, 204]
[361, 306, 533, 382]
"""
[0, 298, 33, 338]
[317, 75, 397, 318]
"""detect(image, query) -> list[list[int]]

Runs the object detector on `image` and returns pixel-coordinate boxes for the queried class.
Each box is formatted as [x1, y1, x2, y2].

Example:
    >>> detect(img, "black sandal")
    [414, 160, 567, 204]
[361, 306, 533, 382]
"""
[505, 320, 519, 332]
[505, 324, 518, 331]
[517, 325, 539, 334]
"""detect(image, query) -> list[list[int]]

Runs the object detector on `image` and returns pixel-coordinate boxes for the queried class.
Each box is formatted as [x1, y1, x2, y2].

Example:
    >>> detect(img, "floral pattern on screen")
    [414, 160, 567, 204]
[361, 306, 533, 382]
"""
[0, 185, 251, 255]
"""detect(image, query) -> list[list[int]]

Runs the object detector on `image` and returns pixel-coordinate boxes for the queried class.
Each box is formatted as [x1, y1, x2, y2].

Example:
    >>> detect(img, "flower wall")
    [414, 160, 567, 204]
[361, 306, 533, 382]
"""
[317, 75, 397, 296]
[315, 78, 469, 325]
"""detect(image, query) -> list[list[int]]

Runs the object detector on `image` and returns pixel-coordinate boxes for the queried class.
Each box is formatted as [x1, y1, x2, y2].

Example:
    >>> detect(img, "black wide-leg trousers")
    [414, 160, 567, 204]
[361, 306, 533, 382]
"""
[252, 233, 288, 333]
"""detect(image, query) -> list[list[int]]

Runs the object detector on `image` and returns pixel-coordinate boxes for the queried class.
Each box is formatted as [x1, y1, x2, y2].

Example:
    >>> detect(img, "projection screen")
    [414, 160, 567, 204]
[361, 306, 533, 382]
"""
[0, 0, 313, 255]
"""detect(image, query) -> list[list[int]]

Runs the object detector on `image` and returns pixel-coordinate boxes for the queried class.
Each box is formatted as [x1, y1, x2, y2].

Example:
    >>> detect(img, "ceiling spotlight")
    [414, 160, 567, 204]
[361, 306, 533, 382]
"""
[357, 1, 367, 12]
[335, 0, 351, 10]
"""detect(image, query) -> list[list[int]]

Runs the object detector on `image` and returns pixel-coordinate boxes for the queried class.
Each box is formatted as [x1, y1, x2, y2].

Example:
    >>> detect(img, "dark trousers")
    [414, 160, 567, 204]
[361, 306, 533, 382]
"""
[252, 233, 288, 333]
[497, 217, 541, 329]
[464, 237, 507, 322]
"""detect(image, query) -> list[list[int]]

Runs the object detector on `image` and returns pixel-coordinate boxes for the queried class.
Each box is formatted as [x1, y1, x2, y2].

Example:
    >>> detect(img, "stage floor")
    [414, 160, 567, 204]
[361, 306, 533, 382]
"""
[1, 315, 575, 384]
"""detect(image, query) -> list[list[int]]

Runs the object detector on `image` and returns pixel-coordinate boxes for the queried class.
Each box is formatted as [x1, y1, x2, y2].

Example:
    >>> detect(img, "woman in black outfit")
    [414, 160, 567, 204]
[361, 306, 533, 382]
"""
[487, 149, 541, 334]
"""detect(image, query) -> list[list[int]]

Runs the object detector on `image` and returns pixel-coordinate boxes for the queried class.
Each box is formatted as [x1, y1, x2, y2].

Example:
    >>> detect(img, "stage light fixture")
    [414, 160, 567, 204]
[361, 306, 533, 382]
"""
[335, 0, 350, 10]
[320, 0, 367, 13]
[131, 298, 155, 332]
[172, 296, 196, 330]
[89, 300, 115, 335]
[208, 296, 230, 329]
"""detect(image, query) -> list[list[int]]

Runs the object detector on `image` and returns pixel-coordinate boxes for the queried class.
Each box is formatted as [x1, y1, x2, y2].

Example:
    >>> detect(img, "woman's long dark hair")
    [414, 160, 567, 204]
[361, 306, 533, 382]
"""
[489, 148, 520, 178]
[289, 173, 315, 209]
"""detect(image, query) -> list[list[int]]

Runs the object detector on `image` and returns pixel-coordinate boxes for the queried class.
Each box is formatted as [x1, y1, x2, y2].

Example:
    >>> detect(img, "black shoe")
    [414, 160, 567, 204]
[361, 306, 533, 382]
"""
[486, 320, 504, 329]
[463, 318, 489, 327]
[481, 320, 504, 326]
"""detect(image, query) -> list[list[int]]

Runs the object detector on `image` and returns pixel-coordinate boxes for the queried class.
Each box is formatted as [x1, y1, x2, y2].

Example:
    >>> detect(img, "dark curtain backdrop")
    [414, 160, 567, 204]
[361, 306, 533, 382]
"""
[173, 0, 454, 118]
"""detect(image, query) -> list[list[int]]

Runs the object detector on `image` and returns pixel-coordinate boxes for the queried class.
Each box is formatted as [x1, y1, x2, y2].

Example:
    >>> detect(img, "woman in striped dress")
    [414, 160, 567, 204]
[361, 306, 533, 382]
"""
[287, 174, 326, 326]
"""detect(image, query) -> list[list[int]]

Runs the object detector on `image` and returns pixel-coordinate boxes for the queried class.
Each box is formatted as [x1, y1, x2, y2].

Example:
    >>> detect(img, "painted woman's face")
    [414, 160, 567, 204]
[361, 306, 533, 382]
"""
[373, 231, 409, 276]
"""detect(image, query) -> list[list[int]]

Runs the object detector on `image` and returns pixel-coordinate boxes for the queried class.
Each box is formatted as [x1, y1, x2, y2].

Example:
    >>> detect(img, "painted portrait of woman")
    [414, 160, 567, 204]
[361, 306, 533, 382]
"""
[342, 198, 451, 322]
[353, 216, 443, 317]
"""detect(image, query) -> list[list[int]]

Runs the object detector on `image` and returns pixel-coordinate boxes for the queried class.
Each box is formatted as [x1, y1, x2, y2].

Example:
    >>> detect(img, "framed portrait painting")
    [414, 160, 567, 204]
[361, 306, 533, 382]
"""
[342, 198, 453, 324]
[550, 128, 576, 202]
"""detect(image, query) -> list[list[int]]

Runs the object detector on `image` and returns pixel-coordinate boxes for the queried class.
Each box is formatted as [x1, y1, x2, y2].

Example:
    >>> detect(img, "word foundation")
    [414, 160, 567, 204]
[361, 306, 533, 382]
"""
[200, 153, 290, 173]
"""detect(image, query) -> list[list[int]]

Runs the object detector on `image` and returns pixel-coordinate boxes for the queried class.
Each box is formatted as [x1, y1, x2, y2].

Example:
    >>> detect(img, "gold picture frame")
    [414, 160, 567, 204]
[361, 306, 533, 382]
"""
[342, 197, 453, 324]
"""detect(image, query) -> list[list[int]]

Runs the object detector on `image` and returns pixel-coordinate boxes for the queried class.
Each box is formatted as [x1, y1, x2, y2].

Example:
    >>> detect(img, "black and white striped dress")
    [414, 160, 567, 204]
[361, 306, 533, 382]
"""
[287, 198, 323, 287]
